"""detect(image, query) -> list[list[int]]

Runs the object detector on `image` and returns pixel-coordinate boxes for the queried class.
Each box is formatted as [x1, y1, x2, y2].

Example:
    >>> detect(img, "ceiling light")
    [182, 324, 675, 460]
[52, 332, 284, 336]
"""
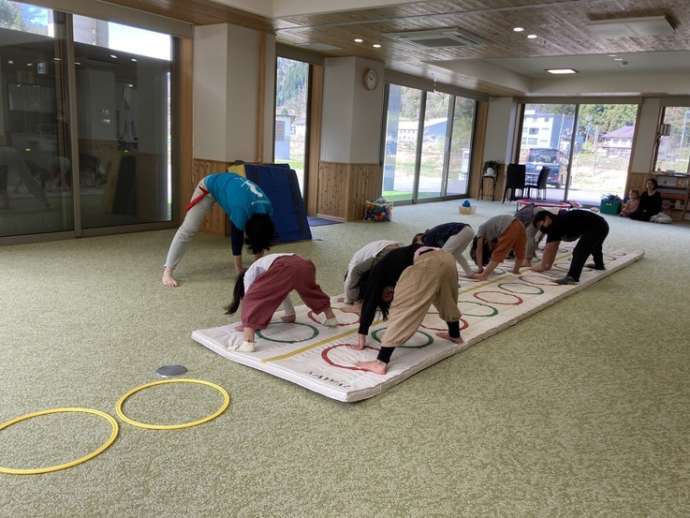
[614, 57, 625, 61]
[527, 34, 537, 39]
[608, 54, 617, 57]
[354, 38, 363, 43]
[53, 57, 62, 61]
[513, 27, 525, 32]
[7, 60, 13, 64]
[26, 63, 32, 67]
[110, 54, 118, 59]
[75, 62, 81, 66]
[546, 68, 577, 74]
[372, 43, 382, 48]
[128, 83, 134, 88]
[131, 58, 137, 62]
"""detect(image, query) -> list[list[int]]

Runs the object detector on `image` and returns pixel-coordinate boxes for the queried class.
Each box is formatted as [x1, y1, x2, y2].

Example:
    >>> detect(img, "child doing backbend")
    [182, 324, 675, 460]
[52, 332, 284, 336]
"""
[226, 253, 337, 352]
[355, 248, 463, 375]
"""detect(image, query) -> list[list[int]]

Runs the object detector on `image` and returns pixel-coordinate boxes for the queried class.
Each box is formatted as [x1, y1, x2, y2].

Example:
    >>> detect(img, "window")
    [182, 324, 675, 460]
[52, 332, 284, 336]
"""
[274, 57, 310, 194]
[381, 84, 477, 204]
[656, 106, 690, 174]
[382, 84, 422, 203]
[447, 96, 476, 196]
[517, 102, 638, 204]
[528, 127, 539, 135]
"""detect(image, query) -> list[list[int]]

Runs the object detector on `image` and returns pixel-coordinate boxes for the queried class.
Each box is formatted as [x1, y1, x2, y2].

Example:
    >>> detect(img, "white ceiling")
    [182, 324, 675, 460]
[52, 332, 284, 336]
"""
[483, 51, 690, 78]
[210, 0, 419, 18]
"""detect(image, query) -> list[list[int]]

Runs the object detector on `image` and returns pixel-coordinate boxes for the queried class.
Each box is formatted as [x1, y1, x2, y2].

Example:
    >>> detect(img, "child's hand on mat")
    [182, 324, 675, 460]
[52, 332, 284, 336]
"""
[281, 313, 296, 323]
[435, 332, 463, 344]
[350, 334, 367, 350]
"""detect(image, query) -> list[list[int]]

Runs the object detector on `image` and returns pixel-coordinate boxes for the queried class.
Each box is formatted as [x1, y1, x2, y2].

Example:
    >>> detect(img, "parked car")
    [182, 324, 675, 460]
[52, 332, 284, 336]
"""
[525, 148, 563, 188]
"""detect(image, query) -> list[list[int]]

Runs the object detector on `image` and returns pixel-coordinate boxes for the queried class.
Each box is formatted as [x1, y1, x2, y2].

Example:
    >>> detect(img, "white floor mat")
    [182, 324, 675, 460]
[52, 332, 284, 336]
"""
[192, 246, 643, 402]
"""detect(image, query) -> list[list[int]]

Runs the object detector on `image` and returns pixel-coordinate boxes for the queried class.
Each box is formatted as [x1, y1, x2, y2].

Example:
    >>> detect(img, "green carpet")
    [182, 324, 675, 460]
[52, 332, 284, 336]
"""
[1, 200, 689, 517]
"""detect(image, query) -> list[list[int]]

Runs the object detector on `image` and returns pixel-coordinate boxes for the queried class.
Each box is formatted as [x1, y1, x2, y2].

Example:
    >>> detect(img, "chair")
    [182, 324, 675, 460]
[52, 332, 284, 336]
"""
[502, 163, 525, 203]
[478, 161, 501, 201]
[525, 166, 549, 200]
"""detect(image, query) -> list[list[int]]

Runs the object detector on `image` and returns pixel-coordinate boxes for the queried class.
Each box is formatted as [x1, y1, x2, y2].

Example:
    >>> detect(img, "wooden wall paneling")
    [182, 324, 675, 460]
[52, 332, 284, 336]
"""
[469, 100, 489, 199]
[317, 162, 347, 220]
[192, 159, 230, 235]
[256, 33, 267, 163]
[307, 64, 324, 215]
[347, 164, 383, 220]
[317, 162, 381, 221]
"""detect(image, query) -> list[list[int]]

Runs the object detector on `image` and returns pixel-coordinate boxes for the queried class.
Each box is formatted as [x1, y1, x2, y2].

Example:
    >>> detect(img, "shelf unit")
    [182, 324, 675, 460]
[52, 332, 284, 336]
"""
[653, 173, 690, 221]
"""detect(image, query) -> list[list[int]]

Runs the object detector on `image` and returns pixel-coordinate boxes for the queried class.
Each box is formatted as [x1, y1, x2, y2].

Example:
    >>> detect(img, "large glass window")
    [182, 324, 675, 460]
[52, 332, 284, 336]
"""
[570, 104, 638, 201]
[382, 84, 422, 203]
[274, 56, 309, 194]
[656, 106, 690, 174]
[517, 102, 638, 204]
[0, 1, 72, 237]
[518, 103, 576, 202]
[382, 84, 476, 204]
[447, 97, 476, 196]
[418, 91, 450, 199]
[73, 15, 173, 228]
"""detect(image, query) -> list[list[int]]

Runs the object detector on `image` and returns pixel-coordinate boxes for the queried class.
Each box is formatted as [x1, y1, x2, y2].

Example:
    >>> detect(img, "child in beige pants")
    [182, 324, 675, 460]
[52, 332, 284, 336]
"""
[356, 248, 462, 374]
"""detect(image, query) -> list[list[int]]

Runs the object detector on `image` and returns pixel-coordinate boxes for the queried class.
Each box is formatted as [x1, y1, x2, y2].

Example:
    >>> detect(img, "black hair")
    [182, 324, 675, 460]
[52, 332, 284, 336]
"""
[225, 271, 246, 315]
[533, 210, 553, 227]
[411, 232, 425, 245]
[646, 178, 658, 189]
[470, 236, 491, 267]
[244, 214, 275, 255]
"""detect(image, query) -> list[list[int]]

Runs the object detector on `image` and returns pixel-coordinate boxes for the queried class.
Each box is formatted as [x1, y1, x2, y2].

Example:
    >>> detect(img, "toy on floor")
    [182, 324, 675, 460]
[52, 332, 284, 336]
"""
[364, 198, 392, 222]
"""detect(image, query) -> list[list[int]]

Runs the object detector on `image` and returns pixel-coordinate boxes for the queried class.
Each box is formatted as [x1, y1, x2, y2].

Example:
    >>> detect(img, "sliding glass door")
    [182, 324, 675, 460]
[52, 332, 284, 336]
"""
[517, 102, 638, 204]
[0, 0, 177, 240]
[382, 83, 477, 204]
[0, 2, 72, 236]
[274, 56, 310, 194]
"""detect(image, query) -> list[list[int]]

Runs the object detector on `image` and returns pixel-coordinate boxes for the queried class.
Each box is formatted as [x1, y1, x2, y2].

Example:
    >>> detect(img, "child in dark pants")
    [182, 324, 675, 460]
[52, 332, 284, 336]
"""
[532, 209, 610, 285]
[226, 254, 337, 352]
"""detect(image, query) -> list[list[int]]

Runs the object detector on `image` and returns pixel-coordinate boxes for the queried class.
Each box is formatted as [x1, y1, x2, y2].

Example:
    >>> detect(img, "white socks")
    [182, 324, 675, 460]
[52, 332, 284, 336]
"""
[324, 317, 337, 328]
[238, 341, 256, 352]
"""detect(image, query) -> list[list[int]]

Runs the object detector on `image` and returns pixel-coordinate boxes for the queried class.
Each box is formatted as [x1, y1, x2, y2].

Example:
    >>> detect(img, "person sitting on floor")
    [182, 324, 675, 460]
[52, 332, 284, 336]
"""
[354, 247, 462, 375]
[470, 214, 527, 280]
[629, 179, 662, 222]
[620, 189, 640, 218]
[413, 221, 475, 276]
[343, 240, 401, 308]
[162, 172, 275, 287]
[225, 253, 337, 352]
[531, 209, 609, 285]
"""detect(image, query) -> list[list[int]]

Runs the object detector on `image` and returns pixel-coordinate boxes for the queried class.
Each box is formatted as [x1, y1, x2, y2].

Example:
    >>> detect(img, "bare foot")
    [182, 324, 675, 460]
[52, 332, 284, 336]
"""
[356, 360, 387, 374]
[235, 323, 245, 332]
[162, 269, 178, 288]
[281, 314, 296, 323]
[340, 304, 361, 315]
[435, 332, 464, 344]
[350, 334, 367, 351]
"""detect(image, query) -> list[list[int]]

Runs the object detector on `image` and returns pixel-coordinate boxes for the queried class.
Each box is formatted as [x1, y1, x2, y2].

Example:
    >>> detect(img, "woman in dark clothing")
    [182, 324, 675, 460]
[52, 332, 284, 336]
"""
[630, 178, 662, 222]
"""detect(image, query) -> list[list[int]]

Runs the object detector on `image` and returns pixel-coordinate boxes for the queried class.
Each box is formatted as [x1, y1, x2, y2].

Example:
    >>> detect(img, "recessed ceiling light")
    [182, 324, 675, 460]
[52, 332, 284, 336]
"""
[613, 57, 625, 61]
[128, 83, 134, 88]
[354, 38, 363, 43]
[75, 62, 81, 66]
[372, 43, 382, 48]
[53, 57, 62, 61]
[527, 34, 538, 39]
[131, 58, 137, 62]
[27, 63, 33, 67]
[7, 60, 13, 64]
[110, 54, 118, 59]
[546, 68, 577, 74]
[608, 54, 617, 57]
[513, 27, 525, 32]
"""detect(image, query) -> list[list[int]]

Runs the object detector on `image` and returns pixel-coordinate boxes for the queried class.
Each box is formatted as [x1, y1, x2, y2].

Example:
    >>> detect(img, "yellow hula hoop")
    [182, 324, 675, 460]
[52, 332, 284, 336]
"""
[0, 407, 119, 476]
[115, 379, 231, 430]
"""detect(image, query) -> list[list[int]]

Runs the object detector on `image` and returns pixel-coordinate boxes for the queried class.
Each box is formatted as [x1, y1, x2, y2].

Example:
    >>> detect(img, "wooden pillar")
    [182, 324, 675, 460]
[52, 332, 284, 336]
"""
[307, 64, 324, 215]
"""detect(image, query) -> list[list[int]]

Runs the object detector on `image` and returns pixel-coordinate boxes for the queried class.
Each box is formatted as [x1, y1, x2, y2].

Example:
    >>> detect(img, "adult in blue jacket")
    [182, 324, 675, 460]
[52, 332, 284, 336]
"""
[162, 172, 274, 287]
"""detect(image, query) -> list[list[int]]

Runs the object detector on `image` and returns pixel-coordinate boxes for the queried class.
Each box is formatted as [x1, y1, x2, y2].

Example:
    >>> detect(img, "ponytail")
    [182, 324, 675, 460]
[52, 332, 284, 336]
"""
[225, 272, 246, 315]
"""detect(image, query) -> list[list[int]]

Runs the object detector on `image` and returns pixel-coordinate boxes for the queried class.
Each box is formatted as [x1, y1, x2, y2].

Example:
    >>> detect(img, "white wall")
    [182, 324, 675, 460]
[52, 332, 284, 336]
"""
[630, 98, 662, 173]
[530, 72, 690, 97]
[320, 56, 385, 164]
[483, 97, 517, 164]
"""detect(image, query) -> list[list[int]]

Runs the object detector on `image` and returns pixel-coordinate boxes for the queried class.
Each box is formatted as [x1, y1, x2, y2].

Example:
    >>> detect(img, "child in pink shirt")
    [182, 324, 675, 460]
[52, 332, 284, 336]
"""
[620, 189, 640, 217]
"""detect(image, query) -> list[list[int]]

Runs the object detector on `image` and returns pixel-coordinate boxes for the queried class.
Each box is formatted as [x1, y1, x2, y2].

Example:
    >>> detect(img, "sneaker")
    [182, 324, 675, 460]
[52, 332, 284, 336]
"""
[585, 263, 605, 270]
[555, 275, 578, 285]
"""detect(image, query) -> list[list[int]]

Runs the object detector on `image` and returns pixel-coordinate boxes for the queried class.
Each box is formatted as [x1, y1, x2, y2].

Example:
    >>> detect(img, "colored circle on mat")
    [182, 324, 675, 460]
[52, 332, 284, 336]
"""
[519, 273, 558, 286]
[497, 282, 544, 295]
[459, 300, 498, 317]
[421, 312, 469, 332]
[553, 261, 590, 273]
[115, 379, 230, 431]
[0, 407, 119, 475]
[257, 322, 319, 343]
[371, 329, 434, 349]
[308, 308, 359, 327]
[321, 344, 380, 371]
[474, 291, 523, 305]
